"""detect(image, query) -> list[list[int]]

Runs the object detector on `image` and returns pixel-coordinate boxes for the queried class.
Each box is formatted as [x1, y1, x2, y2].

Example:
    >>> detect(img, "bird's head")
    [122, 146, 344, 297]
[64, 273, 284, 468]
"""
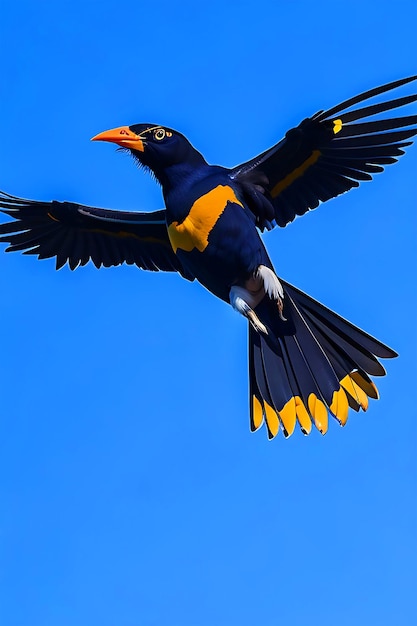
[91, 124, 206, 185]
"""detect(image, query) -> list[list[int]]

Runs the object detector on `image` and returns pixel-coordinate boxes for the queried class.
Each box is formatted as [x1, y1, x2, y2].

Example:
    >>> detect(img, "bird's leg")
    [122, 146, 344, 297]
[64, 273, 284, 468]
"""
[230, 266, 286, 331]
[229, 286, 268, 334]
[254, 265, 286, 321]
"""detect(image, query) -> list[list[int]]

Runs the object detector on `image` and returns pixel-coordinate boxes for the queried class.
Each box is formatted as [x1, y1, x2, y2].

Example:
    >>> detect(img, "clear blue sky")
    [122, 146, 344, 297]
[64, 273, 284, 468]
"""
[1, 1, 416, 624]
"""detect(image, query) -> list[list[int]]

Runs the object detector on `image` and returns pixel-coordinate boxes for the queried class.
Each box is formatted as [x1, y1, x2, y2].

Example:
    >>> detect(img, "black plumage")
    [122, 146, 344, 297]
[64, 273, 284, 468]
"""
[1, 76, 416, 439]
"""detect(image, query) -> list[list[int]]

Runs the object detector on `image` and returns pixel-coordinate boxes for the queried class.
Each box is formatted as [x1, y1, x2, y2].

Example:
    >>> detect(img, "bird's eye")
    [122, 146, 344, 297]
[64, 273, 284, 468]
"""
[154, 128, 166, 141]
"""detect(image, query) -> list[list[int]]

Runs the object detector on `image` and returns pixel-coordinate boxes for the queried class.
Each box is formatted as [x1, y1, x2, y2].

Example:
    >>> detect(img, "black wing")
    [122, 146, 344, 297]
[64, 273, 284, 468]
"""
[0, 191, 193, 279]
[231, 76, 417, 229]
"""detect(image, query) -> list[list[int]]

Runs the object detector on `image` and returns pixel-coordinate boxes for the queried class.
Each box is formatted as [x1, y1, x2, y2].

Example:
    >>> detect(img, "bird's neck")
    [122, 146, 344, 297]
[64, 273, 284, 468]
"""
[156, 153, 209, 190]
[160, 156, 214, 220]
[162, 163, 232, 225]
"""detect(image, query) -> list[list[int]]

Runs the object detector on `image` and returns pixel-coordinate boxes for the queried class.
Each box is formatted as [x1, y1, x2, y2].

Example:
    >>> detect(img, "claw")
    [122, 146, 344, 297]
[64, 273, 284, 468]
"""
[247, 308, 268, 334]
[230, 289, 268, 334]
[229, 265, 287, 331]
[277, 298, 287, 322]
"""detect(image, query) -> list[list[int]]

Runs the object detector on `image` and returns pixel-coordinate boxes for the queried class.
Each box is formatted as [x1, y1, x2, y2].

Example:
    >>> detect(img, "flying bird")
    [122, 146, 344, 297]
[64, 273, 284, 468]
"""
[1, 76, 416, 439]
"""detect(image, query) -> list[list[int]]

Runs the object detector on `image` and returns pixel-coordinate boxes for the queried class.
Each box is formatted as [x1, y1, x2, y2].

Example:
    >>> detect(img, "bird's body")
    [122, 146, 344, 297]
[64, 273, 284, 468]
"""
[166, 171, 269, 302]
[1, 76, 417, 439]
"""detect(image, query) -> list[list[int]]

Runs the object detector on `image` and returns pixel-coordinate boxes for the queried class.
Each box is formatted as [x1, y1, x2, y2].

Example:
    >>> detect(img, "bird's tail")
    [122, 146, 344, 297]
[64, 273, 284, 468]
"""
[249, 280, 397, 439]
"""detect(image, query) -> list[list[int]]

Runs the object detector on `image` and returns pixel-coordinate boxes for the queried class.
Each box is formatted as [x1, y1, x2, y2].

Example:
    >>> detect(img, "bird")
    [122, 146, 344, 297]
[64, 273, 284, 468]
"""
[1, 76, 416, 439]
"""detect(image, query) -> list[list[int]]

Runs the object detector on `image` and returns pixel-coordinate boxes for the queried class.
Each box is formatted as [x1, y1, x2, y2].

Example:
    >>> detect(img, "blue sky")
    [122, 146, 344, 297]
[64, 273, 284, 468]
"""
[0, 1, 416, 624]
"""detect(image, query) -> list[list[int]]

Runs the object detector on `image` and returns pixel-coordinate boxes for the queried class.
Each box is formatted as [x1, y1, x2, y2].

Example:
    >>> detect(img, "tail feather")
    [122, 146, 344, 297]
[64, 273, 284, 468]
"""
[268, 332, 314, 435]
[340, 375, 369, 411]
[248, 336, 264, 432]
[250, 330, 280, 438]
[248, 281, 396, 439]
[285, 296, 341, 405]
[282, 333, 333, 433]
[351, 370, 379, 399]
[283, 281, 397, 359]
[261, 338, 297, 437]
[299, 304, 387, 376]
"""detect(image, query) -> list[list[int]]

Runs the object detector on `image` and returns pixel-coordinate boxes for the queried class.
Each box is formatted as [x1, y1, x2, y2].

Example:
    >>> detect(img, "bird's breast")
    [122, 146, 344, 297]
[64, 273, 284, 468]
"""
[167, 184, 243, 254]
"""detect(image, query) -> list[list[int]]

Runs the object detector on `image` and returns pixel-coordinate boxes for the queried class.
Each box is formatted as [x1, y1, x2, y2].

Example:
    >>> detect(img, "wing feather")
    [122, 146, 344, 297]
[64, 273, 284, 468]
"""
[0, 191, 193, 279]
[232, 76, 417, 228]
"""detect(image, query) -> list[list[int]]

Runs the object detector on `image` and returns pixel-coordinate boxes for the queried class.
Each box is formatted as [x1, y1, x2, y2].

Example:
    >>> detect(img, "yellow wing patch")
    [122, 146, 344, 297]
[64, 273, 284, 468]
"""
[270, 150, 321, 198]
[333, 118, 343, 134]
[168, 185, 243, 253]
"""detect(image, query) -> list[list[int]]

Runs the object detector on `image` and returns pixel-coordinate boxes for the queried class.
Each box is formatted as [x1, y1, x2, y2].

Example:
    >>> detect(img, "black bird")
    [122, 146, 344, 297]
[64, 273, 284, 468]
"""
[1, 76, 416, 439]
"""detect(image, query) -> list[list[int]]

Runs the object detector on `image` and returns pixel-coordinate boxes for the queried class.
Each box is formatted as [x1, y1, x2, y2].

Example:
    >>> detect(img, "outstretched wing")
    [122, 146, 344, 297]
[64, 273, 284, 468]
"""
[231, 76, 417, 229]
[0, 191, 193, 279]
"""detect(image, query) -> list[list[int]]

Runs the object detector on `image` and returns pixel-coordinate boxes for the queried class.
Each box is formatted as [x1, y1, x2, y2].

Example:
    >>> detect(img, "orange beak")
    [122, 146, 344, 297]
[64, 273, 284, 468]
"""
[91, 126, 145, 152]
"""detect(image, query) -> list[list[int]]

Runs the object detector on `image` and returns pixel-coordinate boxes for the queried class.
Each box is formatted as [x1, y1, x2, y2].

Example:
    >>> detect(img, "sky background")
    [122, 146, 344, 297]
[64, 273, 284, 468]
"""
[0, 1, 416, 624]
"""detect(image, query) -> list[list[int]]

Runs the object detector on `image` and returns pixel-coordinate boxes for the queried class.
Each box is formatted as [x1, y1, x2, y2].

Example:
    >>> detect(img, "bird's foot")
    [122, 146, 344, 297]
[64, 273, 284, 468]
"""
[230, 288, 268, 334]
[277, 298, 286, 320]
